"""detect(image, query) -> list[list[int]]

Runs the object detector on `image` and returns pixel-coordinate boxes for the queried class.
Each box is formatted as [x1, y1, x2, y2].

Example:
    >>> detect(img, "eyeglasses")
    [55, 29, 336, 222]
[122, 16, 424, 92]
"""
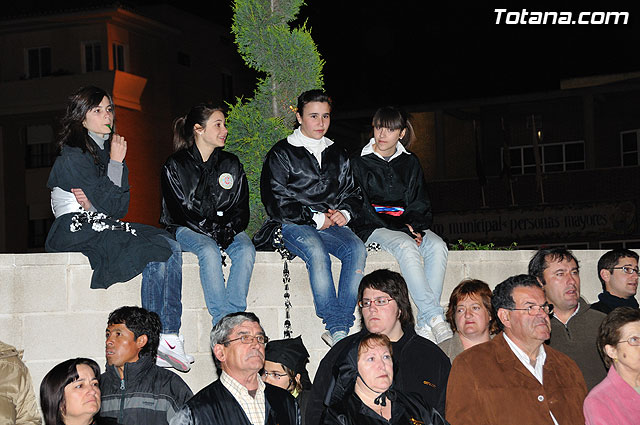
[618, 336, 640, 346]
[359, 297, 395, 308]
[611, 266, 640, 275]
[260, 371, 288, 380]
[507, 303, 554, 316]
[221, 334, 269, 345]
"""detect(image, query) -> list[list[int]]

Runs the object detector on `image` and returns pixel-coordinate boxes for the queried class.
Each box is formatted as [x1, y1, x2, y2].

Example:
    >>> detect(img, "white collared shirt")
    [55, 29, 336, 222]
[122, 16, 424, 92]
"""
[220, 371, 266, 425]
[504, 333, 559, 425]
[360, 137, 410, 162]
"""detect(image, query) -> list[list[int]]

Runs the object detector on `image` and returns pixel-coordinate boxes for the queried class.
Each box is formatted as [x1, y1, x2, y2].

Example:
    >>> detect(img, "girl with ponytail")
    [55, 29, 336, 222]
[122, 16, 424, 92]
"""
[161, 104, 254, 328]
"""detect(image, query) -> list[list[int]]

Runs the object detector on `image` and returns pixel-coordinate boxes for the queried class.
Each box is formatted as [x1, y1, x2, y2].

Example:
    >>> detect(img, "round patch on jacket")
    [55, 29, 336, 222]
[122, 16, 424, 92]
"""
[218, 173, 234, 189]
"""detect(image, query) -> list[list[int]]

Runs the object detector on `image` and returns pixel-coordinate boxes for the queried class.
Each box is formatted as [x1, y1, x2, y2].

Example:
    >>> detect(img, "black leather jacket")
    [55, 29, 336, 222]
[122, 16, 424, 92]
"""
[161, 144, 249, 249]
[253, 138, 361, 250]
[351, 148, 433, 242]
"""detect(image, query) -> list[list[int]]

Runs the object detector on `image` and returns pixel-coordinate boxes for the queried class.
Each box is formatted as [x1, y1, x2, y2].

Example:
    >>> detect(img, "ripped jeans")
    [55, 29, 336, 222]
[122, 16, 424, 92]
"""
[281, 223, 366, 334]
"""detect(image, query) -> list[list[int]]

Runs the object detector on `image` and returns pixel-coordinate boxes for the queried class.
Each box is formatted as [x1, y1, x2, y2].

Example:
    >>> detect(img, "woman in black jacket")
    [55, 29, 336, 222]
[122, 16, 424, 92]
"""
[161, 104, 255, 328]
[45, 86, 189, 372]
[321, 334, 447, 425]
[351, 106, 451, 344]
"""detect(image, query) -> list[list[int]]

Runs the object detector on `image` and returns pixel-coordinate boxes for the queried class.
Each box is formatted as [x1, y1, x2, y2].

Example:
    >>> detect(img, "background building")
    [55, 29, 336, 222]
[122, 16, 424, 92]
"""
[333, 72, 640, 249]
[0, 4, 256, 252]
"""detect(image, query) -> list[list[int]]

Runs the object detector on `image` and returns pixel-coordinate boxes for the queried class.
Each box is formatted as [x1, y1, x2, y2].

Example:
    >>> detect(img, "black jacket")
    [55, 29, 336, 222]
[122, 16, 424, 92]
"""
[161, 144, 249, 249]
[322, 390, 448, 425]
[306, 327, 450, 425]
[351, 147, 433, 242]
[46, 137, 173, 289]
[253, 138, 361, 250]
[99, 354, 192, 425]
[175, 378, 299, 425]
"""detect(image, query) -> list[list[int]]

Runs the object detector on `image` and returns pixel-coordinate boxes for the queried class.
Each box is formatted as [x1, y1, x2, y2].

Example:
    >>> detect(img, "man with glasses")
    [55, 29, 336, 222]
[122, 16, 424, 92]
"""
[528, 247, 606, 389]
[446, 274, 587, 425]
[306, 269, 451, 425]
[592, 248, 639, 314]
[170, 312, 299, 425]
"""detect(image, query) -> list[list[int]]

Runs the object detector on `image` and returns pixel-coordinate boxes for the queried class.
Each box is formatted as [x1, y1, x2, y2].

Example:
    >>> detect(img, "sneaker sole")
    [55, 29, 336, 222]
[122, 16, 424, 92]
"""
[157, 351, 191, 372]
[321, 332, 334, 347]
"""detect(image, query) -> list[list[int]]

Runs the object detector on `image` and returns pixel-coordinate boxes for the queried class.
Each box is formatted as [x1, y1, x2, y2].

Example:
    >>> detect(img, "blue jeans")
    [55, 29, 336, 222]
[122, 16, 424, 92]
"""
[176, 227, 255, 326]
[366, 228, 448, 327]
[141, 235, 183, 334]
[281, 223, 366, 334]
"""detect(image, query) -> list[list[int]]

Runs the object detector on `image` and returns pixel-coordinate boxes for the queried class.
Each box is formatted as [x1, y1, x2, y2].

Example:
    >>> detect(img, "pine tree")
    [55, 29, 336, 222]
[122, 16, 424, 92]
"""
[226, 0, 324, 236]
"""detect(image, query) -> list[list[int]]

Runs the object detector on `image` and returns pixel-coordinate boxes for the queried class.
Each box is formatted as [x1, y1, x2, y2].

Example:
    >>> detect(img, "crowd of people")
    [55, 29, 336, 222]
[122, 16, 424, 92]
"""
[1, 86, 639, 424]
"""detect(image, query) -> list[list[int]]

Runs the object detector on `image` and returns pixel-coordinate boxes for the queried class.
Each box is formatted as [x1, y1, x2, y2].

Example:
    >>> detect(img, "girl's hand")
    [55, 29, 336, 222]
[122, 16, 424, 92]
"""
[110, 134, 127, 163]
[328, 209, 347, 227]
[71, 188, 92, 210]
[319, 213, 334, 230]
[406, 224, 423, 246]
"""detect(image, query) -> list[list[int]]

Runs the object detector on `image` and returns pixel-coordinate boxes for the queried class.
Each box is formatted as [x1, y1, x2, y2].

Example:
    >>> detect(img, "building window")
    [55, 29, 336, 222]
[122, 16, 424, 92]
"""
[112, 43, 126, 71]
[25, 124, 55, 168]
[504, 141, 585, 175]
[83, 42, 102, 72]
[26, 47, 51, 78]
[620, 130, 639, 166]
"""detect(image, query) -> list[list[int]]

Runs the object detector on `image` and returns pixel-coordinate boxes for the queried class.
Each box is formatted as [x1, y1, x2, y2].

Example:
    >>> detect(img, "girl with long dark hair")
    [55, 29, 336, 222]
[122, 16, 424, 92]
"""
[45, 86, 191, 372]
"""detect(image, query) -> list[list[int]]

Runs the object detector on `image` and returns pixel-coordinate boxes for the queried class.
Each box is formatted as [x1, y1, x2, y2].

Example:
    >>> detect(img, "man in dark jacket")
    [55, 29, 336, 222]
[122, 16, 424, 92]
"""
[306, 270, 451, 425]
[169, 312, 299, 425]
[99, 306, 192, 425]
[592, 248, 639, 314]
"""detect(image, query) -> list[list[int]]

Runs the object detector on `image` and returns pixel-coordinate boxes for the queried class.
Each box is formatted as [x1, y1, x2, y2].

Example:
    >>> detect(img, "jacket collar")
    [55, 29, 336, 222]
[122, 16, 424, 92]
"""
[598, 290, 640, 309]
[189, 142, 220, 170]
[105, 353, 154, 382]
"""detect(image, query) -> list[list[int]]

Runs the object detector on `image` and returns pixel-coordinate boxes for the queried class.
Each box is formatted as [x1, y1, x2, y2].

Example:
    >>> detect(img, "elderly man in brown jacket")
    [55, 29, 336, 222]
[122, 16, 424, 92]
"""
[0, 340, 41, 425]
[445, 275, 587, 425]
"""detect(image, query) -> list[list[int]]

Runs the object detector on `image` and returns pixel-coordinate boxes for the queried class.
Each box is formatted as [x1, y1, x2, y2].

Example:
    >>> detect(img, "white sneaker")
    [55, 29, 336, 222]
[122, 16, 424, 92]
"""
[157, 334, 191, 372]
[156, 353, 194, 369]
[415, 324, 436, 342]
[429, 315, 453, 343]
[321, 330, 348, 347]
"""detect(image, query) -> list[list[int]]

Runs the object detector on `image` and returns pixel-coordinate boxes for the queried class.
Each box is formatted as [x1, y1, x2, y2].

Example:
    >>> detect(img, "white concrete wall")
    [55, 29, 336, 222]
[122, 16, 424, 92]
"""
[0, 249, 632, 397]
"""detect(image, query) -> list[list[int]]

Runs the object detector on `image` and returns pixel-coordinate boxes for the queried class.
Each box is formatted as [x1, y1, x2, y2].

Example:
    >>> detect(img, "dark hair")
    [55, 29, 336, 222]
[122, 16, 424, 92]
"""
[528, 248, 579, 285]
[172, 103, 225, 151]
[371, 106, 415, 148]
[40, 358, 101, 425]
[58, 86, 114, 164]
[597, 249, 640, 290]
[445, 278, 498, 334]
[358, 269, 415, 328]
[597, 306, 640, 369]
[107, 306, 161, 359]
[492, 274, 543, 330]
[296, 89, 332, 118]
[210, 311, 263, 368]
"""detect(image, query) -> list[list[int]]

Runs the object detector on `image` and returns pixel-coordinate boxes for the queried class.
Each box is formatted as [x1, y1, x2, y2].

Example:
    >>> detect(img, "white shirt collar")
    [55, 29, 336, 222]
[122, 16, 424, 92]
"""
[503, 333, 547, 384]
[361, 137, 410, 161]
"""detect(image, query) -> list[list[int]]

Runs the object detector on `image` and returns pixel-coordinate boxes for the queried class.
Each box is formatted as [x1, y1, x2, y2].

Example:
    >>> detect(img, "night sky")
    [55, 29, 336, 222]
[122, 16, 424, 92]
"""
[4, 2, 640, 110]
